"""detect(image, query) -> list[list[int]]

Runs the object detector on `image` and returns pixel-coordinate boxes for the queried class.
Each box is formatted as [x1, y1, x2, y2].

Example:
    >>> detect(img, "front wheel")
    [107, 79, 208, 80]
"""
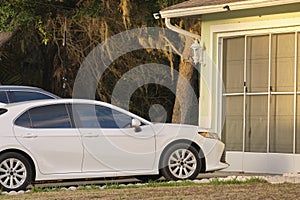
[160, 143, 201, 181]
[0, 152, 33, 191]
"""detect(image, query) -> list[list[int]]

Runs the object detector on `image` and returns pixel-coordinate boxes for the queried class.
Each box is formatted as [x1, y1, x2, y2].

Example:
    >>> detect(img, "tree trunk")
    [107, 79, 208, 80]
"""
[0, 29, 17, 47]
[172, 36, 197, 124]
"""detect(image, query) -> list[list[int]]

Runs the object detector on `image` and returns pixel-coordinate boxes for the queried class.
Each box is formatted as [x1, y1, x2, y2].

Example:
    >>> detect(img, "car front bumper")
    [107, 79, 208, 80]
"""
[201, 138, 230, 172]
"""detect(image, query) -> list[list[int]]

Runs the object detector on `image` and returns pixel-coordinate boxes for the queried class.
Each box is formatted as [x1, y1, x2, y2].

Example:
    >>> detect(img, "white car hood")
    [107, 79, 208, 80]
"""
[150, 123, 199, 137]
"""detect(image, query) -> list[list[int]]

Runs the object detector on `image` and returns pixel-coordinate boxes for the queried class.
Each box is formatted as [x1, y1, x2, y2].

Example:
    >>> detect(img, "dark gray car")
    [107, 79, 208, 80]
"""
[0, 85, 59, 103]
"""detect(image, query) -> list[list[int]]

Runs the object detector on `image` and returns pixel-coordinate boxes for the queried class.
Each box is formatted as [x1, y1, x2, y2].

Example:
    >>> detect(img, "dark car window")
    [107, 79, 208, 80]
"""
[10, 91, 55, 103]
[15, 111, 31, 128]
[98, 106, 132, 128]
[0, 91, 9, 103]
[0, 108, 8, 115]
[72, 104, 132, 129]
[27, 104, 71, 128]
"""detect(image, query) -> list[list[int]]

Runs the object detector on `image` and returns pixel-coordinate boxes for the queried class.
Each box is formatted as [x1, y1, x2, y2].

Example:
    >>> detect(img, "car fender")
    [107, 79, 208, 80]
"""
[0, 140, 41, 180]
[150, 123, 206, 169]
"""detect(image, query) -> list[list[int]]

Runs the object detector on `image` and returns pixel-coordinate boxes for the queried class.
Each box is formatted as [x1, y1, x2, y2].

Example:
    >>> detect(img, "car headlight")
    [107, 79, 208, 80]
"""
[199, 132, 220, 140]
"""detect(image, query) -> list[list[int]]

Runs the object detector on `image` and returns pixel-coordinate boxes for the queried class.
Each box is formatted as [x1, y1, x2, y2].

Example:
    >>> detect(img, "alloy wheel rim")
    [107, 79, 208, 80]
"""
[168, 148, 197, 179]
[0, 158, 27, 189]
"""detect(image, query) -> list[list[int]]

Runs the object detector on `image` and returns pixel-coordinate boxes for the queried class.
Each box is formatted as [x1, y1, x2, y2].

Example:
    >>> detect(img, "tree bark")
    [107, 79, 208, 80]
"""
[172, 36, 196, 124]
[0, 29, 17, 47]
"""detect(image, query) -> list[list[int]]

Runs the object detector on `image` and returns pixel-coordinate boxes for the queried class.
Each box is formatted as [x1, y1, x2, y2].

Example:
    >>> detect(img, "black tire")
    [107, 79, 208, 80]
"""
[160, 143, 201, 181]
[135, 175, 162, 183]
[0, 152, 33, 191]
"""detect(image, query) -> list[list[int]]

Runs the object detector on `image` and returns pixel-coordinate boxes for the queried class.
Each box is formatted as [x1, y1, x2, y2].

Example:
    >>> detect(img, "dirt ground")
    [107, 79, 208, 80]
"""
[0, 183, 299, 200]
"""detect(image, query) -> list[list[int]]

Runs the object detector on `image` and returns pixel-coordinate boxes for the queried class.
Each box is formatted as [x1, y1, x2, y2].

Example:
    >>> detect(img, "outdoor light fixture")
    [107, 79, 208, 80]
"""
[190, 39, 206, 66]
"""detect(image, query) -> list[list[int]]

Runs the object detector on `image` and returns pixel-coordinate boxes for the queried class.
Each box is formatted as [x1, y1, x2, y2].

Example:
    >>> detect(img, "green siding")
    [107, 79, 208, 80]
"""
[198, 3, 300, 131]
[201, 3, 300, 61]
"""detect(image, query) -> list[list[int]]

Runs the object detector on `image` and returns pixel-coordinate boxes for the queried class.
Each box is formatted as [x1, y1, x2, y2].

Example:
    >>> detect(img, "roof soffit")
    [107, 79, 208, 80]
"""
[159, 0, 300, 18]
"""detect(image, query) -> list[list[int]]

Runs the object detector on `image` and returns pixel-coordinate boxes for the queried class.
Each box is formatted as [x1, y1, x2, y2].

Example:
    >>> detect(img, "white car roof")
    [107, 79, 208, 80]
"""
[4, 98, 151, 124]
[5, 99, 114, 109]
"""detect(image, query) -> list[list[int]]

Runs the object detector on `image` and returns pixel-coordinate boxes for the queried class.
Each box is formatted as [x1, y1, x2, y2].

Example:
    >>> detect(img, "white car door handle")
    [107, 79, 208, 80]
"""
[83, 133, 99, 137]
[22, 133, 37, 138]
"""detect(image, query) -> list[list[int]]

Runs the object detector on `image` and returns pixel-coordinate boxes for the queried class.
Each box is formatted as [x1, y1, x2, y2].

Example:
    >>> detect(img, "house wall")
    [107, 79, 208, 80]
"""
[199, 3, 300, 133]
[198, 3, 300, 173]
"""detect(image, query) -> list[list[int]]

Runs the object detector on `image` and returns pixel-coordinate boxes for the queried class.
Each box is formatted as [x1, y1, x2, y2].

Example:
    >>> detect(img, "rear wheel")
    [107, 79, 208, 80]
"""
[161, 143, 201, 181]
[0, 152, 32, 191]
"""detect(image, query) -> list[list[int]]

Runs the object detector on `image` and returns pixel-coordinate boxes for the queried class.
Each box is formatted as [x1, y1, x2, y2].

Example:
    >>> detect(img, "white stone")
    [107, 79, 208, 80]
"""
[224, 177, 234, 181]
[17, 190, 25, 194]
[200, 179, 210, 183]
[236, 176, 246, 182]
[283, 173, 300, 183]
[228, 176, 237, 180]
[8, 191, 18, 195]
[283, 173, 300, 177]
[295, 178, 300, 184]
[265, 176, 285, 184]
[68, 186, 77, 191]
[192, 179, 203, 183]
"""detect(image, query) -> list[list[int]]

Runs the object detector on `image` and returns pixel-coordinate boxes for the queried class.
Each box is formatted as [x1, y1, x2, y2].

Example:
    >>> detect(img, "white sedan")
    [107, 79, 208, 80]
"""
[0, 99, 228, 191]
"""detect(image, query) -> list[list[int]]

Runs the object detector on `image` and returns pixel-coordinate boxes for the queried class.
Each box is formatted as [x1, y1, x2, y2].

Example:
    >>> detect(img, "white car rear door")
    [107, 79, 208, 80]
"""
[13, 103, 83, 174]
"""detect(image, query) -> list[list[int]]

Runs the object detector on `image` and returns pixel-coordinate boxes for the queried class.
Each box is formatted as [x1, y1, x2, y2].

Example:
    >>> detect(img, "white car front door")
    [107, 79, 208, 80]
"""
[72, 103, 156, 173]
[13, 104, 83, 174]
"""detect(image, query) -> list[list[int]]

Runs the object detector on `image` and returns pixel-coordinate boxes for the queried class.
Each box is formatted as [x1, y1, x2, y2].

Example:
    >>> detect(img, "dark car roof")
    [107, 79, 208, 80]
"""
[0, 85, 44, 90]
[0, 85, 60, 99]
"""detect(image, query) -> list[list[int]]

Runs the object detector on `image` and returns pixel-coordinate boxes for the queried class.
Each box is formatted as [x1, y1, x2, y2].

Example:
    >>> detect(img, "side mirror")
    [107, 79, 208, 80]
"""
[132, 118, 141, 132]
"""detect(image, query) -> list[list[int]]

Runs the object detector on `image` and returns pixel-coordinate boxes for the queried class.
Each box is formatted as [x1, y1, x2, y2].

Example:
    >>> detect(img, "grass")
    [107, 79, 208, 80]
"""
[209, 177, 267, 185]
[102, 177, 268, 189]
[9, 177, 267, 194]
[0, 178, 298, 200]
